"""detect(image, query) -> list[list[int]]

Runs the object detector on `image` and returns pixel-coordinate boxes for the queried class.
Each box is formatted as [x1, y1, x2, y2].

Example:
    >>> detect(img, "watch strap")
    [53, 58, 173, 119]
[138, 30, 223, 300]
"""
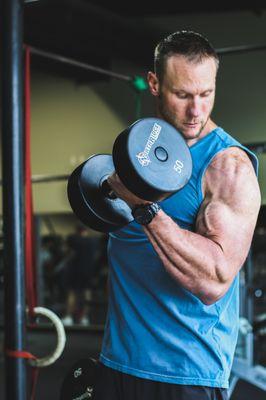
[148, 202, 161, 216]
[132, 202, 161, 225]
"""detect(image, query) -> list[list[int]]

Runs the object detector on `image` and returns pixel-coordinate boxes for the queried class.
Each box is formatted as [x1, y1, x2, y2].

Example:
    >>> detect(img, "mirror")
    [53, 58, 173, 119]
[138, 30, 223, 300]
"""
[35, 213, 108, 328]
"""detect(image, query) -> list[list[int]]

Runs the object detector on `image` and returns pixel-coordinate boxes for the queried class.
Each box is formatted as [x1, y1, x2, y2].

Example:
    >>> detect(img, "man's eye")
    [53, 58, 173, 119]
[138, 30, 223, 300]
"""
[176, 93, 187, 99]
[201, 91, 212, 97]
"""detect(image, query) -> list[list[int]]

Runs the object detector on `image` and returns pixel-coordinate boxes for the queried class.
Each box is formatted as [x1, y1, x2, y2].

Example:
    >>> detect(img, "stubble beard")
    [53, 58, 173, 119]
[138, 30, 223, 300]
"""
[157, 97, 212, 140]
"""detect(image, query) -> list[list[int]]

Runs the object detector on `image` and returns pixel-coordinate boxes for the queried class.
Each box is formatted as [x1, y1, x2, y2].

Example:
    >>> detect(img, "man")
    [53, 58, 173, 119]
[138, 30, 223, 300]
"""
[97, 31, 261, 399]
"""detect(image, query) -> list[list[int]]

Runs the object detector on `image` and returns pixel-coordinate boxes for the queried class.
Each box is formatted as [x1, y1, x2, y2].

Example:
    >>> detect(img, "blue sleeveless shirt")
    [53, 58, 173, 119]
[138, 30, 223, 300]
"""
[99, 127, 258, 388]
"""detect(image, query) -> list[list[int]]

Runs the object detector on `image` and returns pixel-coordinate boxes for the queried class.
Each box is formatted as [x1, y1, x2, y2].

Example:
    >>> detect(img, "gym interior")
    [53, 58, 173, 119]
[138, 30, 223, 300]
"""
[1, 1, 266, 399]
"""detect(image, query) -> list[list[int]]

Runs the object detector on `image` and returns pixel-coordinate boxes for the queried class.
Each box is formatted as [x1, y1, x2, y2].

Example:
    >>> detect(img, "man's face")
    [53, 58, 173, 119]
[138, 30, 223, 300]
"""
[148, 55, 217, 142]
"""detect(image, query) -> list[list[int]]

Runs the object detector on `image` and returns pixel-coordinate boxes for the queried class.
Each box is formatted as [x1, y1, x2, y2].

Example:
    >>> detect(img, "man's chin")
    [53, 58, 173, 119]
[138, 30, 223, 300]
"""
[180, 125, 202, 139]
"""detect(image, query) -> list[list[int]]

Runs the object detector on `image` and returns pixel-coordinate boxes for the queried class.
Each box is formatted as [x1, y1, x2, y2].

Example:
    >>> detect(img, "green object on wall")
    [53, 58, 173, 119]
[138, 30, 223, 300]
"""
[131, 76, 148, 92]
[130, 76, 148, 119]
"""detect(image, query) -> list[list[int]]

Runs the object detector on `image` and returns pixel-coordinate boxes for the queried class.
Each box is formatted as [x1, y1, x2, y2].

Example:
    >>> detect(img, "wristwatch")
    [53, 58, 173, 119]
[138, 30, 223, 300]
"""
[132, 203, 161, 225]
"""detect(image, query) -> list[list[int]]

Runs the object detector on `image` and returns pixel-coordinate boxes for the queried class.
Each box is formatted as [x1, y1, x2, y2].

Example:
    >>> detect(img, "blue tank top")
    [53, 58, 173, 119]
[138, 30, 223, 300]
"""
[99, 127, 258, 388]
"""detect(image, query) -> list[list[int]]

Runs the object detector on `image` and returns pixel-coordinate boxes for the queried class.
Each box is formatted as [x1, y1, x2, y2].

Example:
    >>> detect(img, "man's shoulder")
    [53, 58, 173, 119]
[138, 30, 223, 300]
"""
[206, 147, 255, 189]
[208, 127, 257, 174]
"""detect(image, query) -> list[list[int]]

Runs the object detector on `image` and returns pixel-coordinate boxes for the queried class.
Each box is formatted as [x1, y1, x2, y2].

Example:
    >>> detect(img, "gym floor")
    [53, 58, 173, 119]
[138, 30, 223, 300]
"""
[0, 328, 265, 400]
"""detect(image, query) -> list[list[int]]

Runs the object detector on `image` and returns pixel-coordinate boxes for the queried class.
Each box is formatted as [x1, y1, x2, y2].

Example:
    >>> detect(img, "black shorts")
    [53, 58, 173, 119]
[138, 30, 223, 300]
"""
[95, 363, 228, 400]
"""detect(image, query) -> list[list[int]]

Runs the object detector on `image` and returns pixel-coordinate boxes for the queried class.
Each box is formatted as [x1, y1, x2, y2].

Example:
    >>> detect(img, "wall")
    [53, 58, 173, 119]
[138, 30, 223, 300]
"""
[26, 71, 130, 214]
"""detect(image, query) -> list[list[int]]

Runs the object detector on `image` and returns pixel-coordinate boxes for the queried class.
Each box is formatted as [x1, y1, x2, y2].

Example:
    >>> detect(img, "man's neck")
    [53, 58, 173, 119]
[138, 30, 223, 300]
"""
[187, 119, 218, 147]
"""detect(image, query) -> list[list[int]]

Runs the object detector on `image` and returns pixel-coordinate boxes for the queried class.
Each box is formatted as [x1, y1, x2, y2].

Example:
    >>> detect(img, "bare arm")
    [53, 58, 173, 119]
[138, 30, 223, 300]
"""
[143, 147, 261, 304]
[108, 147, 261, 305]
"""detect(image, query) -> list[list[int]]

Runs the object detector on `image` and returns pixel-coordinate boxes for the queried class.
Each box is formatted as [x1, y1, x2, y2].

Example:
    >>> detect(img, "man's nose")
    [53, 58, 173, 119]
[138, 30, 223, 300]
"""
[187, 99, 201, 118]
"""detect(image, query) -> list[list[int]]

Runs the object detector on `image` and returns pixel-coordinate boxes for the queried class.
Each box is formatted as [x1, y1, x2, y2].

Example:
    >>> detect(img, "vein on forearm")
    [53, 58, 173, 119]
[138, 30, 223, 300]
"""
[143, 211, 224, 292]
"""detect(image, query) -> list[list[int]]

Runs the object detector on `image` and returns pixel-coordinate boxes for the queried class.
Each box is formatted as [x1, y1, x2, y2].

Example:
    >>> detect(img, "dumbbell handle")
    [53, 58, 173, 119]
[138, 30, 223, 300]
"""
[101, 177, 117, 200]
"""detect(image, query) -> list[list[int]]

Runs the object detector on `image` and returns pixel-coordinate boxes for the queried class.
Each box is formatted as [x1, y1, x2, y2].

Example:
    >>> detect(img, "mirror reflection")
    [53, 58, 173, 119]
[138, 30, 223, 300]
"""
[36, 213, 108, 327]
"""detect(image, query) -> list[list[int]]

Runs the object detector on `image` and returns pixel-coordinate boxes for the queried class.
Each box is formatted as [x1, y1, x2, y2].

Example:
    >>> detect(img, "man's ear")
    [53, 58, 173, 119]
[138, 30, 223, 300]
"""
[147, 71, 160, 97]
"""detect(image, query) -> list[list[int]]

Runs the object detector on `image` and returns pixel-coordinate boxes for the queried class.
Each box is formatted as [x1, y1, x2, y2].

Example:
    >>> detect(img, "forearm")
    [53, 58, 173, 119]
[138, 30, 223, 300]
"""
[143, 210, 229, 304]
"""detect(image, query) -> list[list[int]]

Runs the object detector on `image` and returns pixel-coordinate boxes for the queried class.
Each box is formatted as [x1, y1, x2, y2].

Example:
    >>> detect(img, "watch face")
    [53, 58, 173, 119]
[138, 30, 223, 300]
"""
[133, 207, 153, 225]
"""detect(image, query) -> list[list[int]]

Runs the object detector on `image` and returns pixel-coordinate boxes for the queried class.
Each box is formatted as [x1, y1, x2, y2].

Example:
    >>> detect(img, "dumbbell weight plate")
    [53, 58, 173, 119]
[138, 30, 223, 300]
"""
[113, 118, 192, 201]
[60, 358, 99, 400]
[67, 154, 133, 232]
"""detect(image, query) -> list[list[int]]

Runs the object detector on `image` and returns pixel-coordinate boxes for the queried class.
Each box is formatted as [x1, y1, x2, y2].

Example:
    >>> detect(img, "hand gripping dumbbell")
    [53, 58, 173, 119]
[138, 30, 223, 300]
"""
[67, 118, 192, 232]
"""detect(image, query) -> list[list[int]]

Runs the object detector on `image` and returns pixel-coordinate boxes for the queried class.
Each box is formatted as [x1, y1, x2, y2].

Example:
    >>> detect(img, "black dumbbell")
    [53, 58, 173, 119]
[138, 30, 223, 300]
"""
[67, 118, 192, 232]
[60, 358, 99, 400]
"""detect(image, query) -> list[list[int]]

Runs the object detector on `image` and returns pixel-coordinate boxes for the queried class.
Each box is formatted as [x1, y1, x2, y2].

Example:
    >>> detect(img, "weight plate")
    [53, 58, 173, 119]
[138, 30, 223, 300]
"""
[113, 118, 192, 201]
[67, 154, 133, 232]
[60, 358, 99, 400]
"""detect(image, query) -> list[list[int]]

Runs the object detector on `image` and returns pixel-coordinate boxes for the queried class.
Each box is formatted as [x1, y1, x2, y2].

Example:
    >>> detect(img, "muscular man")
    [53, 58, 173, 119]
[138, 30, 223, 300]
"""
[97, 31, 261, 400]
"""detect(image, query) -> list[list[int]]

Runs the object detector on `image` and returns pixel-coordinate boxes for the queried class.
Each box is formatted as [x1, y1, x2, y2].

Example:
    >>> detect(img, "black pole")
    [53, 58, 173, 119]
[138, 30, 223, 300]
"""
[1, 0, 27, 399]
[216, 44, 266, 56]
[29, 46, 132, 82]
